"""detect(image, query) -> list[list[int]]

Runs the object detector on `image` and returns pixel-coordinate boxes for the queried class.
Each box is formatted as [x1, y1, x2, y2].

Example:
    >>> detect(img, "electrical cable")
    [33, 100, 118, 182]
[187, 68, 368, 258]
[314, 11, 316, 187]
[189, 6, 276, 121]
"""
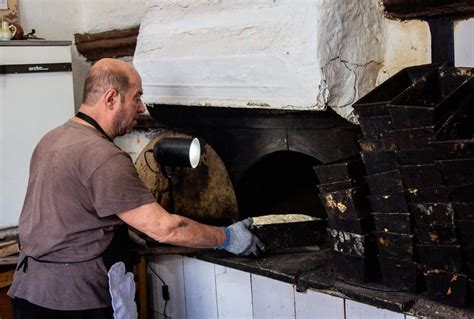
[143, 149, 175, 212]
[147, 263, 170, 319]
[144, 150, 159, 174]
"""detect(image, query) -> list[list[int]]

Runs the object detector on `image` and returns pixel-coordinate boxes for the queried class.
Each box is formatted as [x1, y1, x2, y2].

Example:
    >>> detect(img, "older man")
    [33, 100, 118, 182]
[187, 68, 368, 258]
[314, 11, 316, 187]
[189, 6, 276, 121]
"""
[8, 58, 264, 319]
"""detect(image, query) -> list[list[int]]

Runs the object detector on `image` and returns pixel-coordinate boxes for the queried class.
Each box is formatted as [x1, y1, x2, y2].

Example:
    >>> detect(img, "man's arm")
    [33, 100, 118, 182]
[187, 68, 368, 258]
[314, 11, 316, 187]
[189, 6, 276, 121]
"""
[117, 202, 226, 248]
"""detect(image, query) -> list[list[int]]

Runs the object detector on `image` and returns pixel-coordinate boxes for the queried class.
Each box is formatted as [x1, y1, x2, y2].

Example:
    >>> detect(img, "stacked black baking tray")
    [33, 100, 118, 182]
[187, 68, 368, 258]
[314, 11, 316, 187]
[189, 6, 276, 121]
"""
[431, 138, 474, 305]
[354, 65, 440, 292]
[365, 168, 420, 292]
[353, 63, 474, 305]
[386, 67, 474, 306]
[314, 159, 378, 284]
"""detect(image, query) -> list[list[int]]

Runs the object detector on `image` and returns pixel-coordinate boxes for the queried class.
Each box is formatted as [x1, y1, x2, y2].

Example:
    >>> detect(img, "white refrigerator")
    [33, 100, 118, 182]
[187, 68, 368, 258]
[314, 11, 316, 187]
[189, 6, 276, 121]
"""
[0, 41, 75, 230]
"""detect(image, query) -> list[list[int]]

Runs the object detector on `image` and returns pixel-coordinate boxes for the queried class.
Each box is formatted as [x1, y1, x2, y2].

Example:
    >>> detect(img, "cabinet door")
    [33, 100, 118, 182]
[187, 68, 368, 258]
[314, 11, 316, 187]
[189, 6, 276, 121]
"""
[0, 46, 74, 228]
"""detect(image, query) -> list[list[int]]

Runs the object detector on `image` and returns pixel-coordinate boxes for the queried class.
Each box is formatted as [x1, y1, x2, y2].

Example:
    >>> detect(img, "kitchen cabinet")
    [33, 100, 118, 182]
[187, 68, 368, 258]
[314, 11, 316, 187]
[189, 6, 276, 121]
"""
[0, 41, 74, 229]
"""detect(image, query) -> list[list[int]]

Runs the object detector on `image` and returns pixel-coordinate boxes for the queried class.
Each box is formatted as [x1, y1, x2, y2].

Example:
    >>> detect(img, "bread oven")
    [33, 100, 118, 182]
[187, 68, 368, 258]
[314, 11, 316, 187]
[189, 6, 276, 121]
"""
[123, 0, 474, 316]
[133, 105, 360, 226]
[131, 1, 381, 226]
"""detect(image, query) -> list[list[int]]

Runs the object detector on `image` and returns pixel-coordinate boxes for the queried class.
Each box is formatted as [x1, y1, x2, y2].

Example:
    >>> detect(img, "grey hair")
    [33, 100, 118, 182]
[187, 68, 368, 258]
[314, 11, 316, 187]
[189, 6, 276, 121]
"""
[82, 65, 130, 105]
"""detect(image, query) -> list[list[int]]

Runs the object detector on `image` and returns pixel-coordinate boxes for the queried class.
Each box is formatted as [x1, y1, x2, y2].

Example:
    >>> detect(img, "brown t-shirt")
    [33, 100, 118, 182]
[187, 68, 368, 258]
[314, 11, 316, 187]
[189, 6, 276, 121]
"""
[8, 120, 156, 310]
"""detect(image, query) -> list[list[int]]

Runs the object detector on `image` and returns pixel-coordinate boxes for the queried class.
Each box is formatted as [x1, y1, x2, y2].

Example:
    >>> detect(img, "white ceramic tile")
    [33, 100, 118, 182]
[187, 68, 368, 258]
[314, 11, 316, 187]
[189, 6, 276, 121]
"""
[295, 289, 344, 319]
[148, 255, 186, 319]
[215, 265, 253, 319]
[251, 274, 296, 319]
[183, 257, 218, 319]
[346, 300, 404, 319]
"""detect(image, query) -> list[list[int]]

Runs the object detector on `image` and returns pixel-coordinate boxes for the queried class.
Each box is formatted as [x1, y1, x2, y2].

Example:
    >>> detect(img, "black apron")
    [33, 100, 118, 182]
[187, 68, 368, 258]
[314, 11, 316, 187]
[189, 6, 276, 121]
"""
[17, 225, 134, 273]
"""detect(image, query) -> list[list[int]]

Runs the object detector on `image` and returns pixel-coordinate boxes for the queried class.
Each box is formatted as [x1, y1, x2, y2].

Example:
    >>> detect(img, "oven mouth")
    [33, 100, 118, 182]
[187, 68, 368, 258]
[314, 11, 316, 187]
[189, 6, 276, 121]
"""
[236, 150, 325, 219]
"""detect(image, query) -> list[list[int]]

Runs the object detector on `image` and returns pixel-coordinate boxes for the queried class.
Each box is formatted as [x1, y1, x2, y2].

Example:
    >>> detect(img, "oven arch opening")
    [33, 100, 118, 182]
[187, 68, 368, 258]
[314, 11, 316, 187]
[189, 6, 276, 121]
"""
[236, 150, 326, 219]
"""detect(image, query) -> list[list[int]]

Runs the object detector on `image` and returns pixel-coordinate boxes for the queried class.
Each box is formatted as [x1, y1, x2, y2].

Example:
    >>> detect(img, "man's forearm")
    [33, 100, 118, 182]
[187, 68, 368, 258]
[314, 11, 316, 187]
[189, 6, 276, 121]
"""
[118, 202, 227, 248]
[154, 213, 227, 248]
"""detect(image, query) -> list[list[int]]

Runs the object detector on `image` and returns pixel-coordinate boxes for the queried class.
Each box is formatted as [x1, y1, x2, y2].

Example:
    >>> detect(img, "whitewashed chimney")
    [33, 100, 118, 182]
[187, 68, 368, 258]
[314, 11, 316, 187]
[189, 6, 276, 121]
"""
[134, 0, 386, 123]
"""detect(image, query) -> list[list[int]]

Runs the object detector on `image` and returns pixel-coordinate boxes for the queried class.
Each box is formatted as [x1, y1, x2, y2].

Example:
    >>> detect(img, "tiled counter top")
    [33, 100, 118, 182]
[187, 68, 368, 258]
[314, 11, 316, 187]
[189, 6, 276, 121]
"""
[188, 247, 474, 318]
[187, 246, 416, 313]
[141, 243, 474, 318]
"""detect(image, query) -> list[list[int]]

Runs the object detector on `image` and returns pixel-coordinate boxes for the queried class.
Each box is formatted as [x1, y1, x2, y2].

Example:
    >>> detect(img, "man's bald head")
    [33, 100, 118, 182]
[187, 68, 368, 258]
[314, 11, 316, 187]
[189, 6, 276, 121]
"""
[82, 58, 137, 106]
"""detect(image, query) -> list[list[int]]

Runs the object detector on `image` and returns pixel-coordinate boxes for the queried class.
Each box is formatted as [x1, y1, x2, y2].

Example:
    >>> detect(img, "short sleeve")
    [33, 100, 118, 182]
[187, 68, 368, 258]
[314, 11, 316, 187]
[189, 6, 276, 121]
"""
[87, 153, 156, 217]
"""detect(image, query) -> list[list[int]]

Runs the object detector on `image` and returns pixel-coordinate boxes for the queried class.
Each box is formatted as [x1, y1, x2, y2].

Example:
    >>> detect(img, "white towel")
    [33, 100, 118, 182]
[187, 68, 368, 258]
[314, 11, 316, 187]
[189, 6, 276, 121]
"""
[108, 262, 138, 319]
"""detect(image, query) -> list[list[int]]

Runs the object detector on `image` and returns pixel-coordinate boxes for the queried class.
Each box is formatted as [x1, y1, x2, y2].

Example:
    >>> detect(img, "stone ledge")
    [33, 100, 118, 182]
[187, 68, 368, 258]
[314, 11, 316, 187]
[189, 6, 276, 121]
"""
[74, 26, 139, 61]
[382, 0, 474, 20]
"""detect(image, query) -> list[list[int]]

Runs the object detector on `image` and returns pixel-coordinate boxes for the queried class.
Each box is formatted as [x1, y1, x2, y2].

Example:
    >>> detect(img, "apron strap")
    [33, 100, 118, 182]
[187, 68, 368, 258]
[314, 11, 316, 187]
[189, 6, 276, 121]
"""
[75, 111, 113, 143]
[17, 226, 133, 273]
[16, 255, 29, 273]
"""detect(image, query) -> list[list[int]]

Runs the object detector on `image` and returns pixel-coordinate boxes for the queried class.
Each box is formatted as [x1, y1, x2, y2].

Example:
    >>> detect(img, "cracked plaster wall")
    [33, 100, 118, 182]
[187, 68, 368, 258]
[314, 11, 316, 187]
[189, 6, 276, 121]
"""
[315, 0, 385, 123]
[377, 19, 431, 87]
[134, 0, 386, 123]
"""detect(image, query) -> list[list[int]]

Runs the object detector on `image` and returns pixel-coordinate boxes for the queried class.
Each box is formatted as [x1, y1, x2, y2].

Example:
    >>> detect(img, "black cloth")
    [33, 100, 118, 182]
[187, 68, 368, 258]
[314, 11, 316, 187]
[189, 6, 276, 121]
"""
[101, 225, 136, 272]
[11, 298, 113, 319]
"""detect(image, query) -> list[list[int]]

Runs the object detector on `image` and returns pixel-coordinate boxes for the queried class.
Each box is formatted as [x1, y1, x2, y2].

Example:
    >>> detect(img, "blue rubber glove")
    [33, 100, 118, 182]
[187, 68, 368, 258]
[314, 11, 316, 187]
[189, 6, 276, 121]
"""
[221, 218, 265, 256]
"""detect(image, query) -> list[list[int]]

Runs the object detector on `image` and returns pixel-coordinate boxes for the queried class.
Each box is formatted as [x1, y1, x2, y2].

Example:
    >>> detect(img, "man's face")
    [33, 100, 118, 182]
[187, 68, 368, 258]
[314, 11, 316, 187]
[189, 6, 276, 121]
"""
[113, 72, 146, 136]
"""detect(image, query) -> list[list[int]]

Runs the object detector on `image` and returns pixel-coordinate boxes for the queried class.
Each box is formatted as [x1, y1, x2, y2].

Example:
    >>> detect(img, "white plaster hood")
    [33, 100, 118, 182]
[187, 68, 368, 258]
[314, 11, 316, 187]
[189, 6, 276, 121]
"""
[133, 0, 385, 123]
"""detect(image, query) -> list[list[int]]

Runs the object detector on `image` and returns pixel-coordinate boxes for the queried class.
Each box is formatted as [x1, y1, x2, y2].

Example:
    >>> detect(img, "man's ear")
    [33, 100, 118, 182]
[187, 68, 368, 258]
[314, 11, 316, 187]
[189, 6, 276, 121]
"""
[104, 89, 120, 109]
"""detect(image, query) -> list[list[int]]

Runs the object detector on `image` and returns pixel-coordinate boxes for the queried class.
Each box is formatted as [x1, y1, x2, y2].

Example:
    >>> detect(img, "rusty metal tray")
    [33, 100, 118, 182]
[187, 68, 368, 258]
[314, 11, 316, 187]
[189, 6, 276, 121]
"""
[359, 137, 398, 153]
[313, 160, 365, 184]
[361, 151, 398, 175]
[399, 164, 444, 188]
[425, 269, 469, 307]
[317, 179, 356, 194]
[417, 244, 464, 273]
[437, 158, 474, 186]
[353, 64, 439, 118]
[327, 228, 377, 257]
[410, 202, 455, 227]
[359, 116, 393, 139]
[431, 139, 474, 160]
[379, 255, 423, 292]
[319, 187, 370, 219]
[327, 215, 374, 234]
[405, 186, 450, 203]
[365, 170, 404, 195]
[368, 191, 409, 213]
[417, 226, 459, 245]
[390, 126, 436, 150]
[372, 213, 412, 234]
[375, 232, 415, 260]
[396, 148, 435, 165]
[388, 68, 474, 130]
[448, 183, 474, 202]
[453, 202, 474, 220]
[334, 251, 380, 284]
[251, 219, 326, 251]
